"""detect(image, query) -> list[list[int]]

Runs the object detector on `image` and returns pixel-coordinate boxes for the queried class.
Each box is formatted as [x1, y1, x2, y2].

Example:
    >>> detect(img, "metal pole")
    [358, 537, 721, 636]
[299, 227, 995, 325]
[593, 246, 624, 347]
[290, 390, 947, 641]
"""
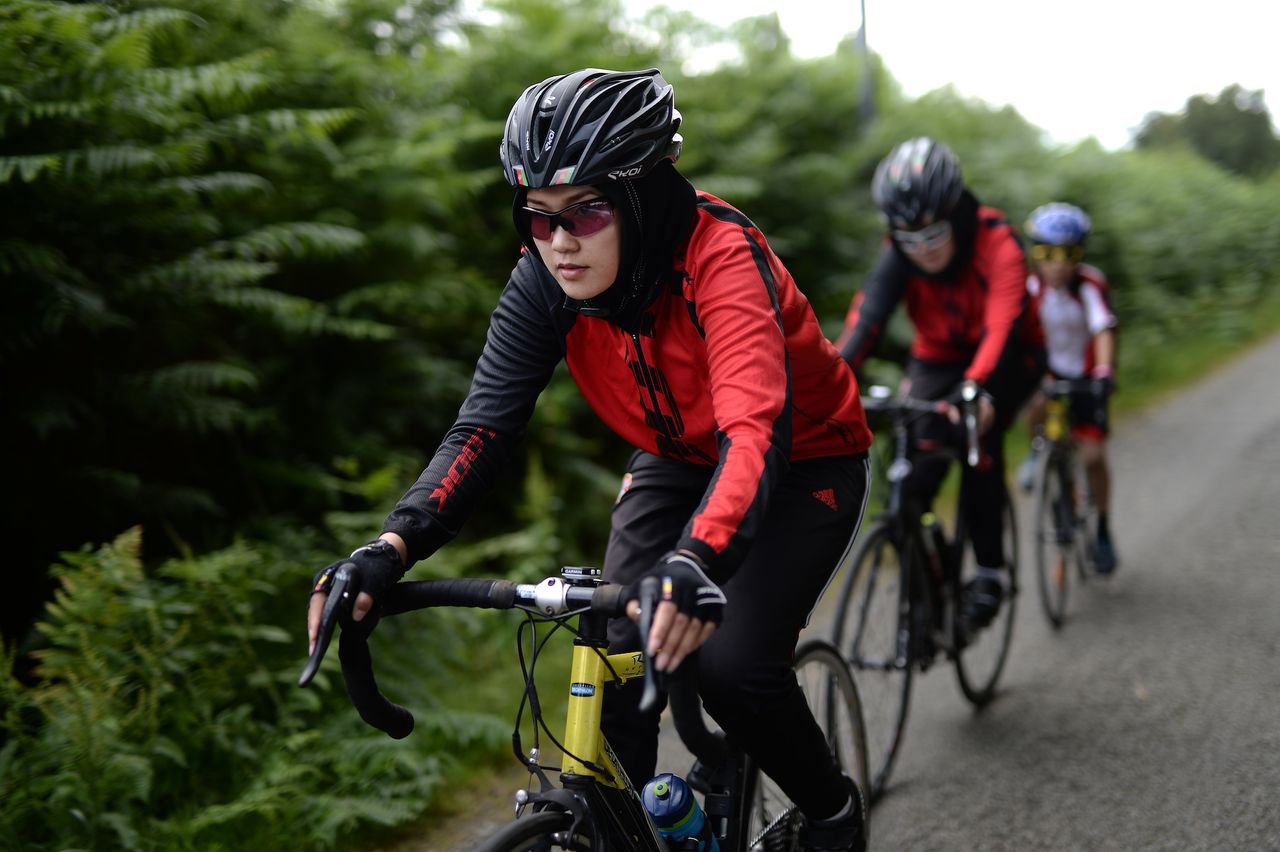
[857, 0, 874, 125]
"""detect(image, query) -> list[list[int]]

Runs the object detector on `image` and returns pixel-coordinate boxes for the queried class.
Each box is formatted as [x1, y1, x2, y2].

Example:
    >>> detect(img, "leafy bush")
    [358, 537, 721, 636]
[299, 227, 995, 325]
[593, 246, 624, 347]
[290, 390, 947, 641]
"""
[0, 528, 523, 851]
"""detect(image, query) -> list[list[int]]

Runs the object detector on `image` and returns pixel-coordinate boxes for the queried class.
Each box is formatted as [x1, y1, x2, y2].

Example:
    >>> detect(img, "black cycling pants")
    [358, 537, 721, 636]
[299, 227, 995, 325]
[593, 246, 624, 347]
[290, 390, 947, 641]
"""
[906, 351, 1043, 567]
[600, 450, 869, 819]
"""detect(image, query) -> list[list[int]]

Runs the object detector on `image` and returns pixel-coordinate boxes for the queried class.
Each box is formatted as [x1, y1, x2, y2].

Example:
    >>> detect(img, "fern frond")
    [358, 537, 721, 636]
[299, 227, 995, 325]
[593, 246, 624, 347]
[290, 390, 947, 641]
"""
[128, 258, 278, 294]
[141, 361, 259, 395]
[0, 99, 93, 137]
[89, 7, 204, 41]
[0, 153, 62, 184]
[61, 144, 161, 180]
[98, 24, 154, 71]
[205, 287, 395, 339]
[0, 240, 72, 278]
[137, 52, 272, 106]
[155, 171, 272, 198]
[203, 107, 359, 146]
[218, 222, 366, 261]
[25, 1, 97, 44]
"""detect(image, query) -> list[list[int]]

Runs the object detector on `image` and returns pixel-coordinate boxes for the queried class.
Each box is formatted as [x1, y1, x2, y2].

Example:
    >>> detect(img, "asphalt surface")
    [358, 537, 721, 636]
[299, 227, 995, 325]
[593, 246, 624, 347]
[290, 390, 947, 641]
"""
[396, 334, 1280, 851]
[862, 334, 1280, 851]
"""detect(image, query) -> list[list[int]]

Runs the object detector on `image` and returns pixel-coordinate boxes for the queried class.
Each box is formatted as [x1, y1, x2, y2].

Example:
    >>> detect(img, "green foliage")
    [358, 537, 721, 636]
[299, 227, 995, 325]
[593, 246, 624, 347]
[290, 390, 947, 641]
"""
[5, 1, 1280, 848]
[0, 529, 512, 851]
[1136, 84, 1280, 177]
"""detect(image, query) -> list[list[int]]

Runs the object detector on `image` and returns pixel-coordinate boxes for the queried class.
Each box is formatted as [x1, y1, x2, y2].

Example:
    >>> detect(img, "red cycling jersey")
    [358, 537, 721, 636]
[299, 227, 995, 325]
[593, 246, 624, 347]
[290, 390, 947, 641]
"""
[837, 205, 1044, 387]
[384, 191, 872, 579]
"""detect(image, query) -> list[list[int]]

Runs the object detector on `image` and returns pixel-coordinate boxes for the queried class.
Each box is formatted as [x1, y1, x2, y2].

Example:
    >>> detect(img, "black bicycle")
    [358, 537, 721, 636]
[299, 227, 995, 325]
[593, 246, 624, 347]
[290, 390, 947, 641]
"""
[1032, 377, 1108, 627]
[300, 565, 868, 851]
[830, 384, 1019, 802]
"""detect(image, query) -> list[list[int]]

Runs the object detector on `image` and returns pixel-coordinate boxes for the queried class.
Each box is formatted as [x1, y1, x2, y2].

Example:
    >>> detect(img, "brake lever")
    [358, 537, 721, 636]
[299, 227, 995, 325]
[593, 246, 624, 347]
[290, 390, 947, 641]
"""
[960, 383, 980, 467]
[637, 576, 665, 713]
[298, 562, 359, 687]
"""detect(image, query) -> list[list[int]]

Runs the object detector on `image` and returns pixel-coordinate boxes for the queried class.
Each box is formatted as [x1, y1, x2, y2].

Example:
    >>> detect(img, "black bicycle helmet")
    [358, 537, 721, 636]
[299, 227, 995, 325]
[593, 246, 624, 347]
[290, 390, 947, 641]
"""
[870, 137, 965, 230]
[501, 68, 683, 188]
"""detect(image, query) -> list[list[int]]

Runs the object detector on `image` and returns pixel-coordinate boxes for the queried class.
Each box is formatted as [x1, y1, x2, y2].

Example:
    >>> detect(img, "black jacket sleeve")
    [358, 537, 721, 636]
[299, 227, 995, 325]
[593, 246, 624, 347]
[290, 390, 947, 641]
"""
[839, 246, 909, 368]
[382, 255, 571, 563]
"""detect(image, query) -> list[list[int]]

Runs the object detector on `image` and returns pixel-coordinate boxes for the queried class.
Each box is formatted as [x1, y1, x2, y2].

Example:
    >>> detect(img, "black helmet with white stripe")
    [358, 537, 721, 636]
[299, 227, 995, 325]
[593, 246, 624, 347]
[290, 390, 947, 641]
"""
[500, 68, 683, 188]
[871, 137, 965, 230]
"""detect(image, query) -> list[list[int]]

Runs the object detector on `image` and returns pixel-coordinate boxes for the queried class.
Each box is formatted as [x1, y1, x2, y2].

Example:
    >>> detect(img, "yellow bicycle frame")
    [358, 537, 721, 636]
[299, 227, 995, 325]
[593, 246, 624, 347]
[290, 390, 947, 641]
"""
[559, 645, 646, 787]
[1045, 396, 1068, 442]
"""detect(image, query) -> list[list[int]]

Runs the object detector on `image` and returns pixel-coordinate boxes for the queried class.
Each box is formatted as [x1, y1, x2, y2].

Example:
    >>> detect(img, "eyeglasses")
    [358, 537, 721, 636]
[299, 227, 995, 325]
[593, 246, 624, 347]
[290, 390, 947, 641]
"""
[1030, 244, 1084, 263]
[520, 198, 615, 241]
[892, 220, 953, 253]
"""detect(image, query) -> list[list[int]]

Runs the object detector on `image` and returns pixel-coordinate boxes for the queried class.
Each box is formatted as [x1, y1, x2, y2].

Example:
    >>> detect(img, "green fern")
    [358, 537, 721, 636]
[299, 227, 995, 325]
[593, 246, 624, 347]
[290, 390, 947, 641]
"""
[0, 152, 62, 183]
[217, 221, 367, 261]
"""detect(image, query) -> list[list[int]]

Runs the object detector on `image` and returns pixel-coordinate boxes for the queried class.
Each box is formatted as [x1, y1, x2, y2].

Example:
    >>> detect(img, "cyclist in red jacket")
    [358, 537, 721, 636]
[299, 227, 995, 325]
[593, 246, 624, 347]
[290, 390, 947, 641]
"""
[837, 137, 1045, 631]
[307, 68, 868, 851]
[1016, 202, 1119, 573]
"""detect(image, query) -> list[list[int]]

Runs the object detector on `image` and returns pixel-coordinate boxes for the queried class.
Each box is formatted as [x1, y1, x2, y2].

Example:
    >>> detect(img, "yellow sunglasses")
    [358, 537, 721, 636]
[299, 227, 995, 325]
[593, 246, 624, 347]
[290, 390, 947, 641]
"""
[1031, 244, 1084, 263]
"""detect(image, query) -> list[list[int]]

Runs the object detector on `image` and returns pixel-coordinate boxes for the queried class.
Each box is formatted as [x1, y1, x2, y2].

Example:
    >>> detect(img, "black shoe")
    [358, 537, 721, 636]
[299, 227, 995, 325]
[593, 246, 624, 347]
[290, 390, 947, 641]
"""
[961, 574, 1004, 630]
[800, 776, 866, 852]
[1093, 530, 1118, 575]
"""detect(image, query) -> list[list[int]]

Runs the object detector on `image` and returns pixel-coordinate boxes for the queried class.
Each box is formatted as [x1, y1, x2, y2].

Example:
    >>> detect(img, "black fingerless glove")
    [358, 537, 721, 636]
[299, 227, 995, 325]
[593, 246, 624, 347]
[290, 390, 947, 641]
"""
[310, 539, 406, 610]
[626, 551, 727, 625]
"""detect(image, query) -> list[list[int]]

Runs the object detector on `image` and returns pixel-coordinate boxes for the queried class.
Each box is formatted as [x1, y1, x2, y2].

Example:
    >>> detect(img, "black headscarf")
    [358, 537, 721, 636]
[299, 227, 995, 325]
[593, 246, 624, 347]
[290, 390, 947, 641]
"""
[512, 160, 698, 331]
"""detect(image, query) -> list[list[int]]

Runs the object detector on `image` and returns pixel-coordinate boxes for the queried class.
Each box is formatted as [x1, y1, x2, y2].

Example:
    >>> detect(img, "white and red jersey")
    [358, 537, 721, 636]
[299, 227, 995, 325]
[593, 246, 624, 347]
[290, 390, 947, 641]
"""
[1027, 263, 1117, 378]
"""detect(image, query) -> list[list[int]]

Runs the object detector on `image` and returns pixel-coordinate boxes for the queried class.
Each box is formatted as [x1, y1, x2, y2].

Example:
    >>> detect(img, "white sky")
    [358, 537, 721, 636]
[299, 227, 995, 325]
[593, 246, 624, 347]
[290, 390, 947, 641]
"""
[626, 0, 1280, 150]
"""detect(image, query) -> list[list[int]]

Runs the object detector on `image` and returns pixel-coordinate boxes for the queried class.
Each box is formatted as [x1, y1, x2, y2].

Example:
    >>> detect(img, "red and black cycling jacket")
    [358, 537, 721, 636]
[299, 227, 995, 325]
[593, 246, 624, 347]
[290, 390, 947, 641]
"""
[383, 191, 872, 580]
[837, 205, 1044, 387]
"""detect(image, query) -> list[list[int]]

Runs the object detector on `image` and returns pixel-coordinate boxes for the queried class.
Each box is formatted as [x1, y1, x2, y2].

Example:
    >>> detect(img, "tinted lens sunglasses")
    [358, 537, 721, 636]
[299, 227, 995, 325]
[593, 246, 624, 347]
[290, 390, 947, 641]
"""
[521, 198, 615, 241]
[892, 220, 953, 253]
[1031, 244, 1084, 263]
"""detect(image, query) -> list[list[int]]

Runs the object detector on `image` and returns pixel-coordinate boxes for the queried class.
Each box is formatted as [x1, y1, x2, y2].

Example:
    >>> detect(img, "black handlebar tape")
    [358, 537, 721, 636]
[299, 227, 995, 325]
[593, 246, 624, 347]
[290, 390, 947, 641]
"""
[637, 576, 662, 713]
[337, 579, 517, 739]
[338, 625, 414, 739]
[587, 582, 626, 617]
[380, 578, 518, 616]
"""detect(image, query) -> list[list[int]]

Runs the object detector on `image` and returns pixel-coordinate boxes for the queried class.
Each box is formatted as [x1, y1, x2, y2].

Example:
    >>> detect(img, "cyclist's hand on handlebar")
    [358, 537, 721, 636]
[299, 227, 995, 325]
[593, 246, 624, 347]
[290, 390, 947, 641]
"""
[624, 551, 725, 673]
[1090, 367, 1116, 398]
[945, 381, 996, 434]
[306, 536, 407, 655]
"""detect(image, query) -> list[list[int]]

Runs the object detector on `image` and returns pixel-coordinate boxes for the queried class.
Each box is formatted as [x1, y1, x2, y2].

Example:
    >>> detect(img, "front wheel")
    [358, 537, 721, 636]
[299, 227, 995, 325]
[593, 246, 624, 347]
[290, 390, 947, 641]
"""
[1033, 449, 1076, 628]
[743, 639, 871, 851]
[831, 521, 912, 803]
[474, 809, 590, 852]
[954, 493, 1018, 707]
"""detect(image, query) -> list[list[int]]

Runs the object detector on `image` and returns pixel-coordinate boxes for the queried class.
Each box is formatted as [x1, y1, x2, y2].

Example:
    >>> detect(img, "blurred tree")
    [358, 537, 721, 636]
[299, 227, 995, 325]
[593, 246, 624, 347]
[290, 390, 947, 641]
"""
[1136, 84, 1280, 177]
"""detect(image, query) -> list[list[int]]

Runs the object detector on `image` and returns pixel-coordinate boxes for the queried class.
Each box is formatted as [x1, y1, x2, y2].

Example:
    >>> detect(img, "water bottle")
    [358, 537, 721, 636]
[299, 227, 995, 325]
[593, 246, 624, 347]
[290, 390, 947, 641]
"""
[641, 772, 720, 851]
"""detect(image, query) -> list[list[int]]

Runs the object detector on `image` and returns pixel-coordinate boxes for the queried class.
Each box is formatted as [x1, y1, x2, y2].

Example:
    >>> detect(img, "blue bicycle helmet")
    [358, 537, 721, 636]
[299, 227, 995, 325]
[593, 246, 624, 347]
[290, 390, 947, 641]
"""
[1025, 202, 1092, 246]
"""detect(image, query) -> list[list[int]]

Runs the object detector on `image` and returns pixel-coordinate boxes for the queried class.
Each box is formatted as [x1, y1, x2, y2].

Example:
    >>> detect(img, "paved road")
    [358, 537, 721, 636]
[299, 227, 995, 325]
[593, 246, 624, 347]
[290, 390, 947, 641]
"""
[398, 334, 1280, 851]
[863, 334, 1280, 850]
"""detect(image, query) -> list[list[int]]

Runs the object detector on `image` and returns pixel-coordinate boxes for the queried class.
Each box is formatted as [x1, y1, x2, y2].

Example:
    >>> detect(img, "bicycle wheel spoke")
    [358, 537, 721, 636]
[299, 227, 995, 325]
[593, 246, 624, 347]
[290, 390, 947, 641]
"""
[954, 497, 1018, 706]
[1034, 453, 1071, 627]
[832, 523, 911, 801]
